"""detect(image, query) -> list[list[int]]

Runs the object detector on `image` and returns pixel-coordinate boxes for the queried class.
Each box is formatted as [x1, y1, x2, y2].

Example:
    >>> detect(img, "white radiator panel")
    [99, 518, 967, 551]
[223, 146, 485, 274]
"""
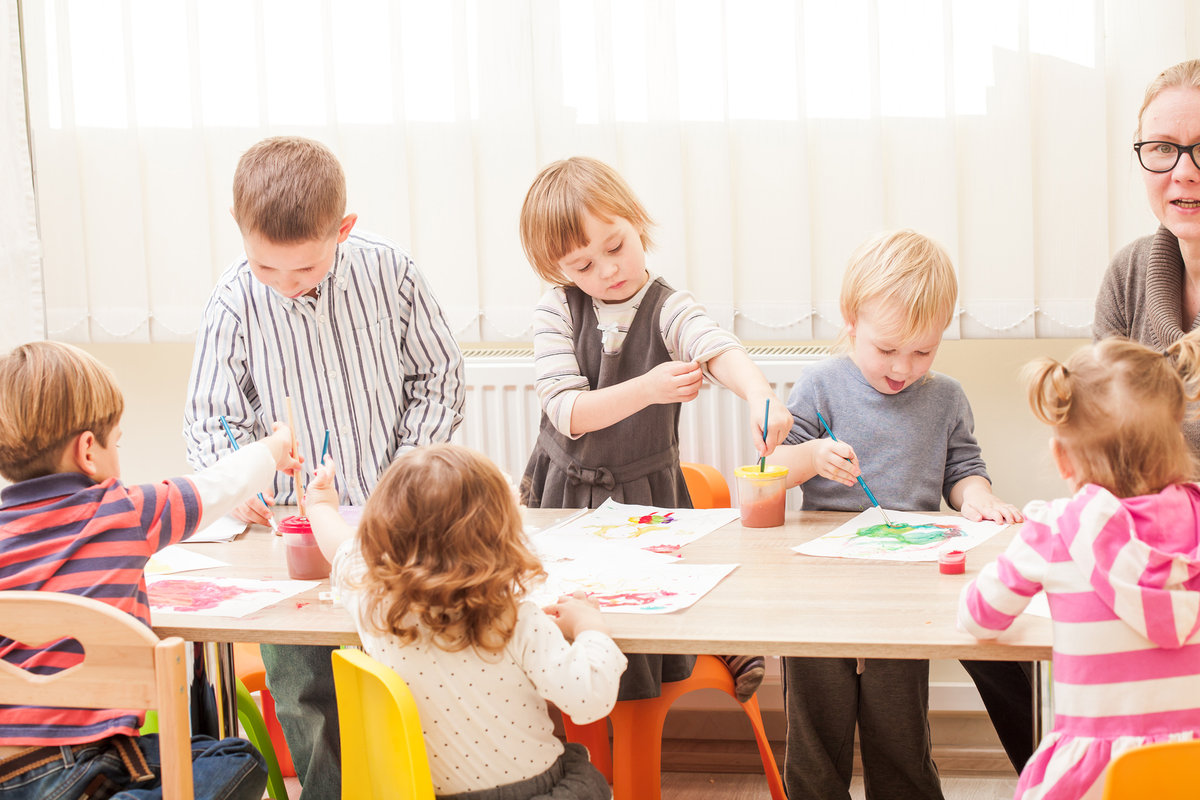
[456, 350, 828, 502]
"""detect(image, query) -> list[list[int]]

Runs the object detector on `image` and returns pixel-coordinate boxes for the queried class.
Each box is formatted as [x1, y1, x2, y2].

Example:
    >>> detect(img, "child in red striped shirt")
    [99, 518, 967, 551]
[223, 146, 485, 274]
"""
[960, 333, 1200, 799]
[0, 340, 298, 800]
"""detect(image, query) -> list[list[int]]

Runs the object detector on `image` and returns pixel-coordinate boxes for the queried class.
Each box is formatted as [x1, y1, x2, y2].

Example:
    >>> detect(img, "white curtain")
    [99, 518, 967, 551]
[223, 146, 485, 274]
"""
[14, 0, 1200, 344]
[1, 0, 42, 349]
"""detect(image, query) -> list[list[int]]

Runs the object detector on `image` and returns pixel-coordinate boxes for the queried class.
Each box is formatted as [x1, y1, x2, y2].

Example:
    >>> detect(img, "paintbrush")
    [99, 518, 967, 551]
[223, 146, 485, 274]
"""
[283, 396, 305, 517]
[815, 410, 897, 527]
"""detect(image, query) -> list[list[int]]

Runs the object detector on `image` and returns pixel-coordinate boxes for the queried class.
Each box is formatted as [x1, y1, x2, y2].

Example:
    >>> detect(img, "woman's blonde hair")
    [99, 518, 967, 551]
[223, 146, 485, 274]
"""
[353, 443, 545, 653]
[0, 341, 124, 482]
[1024, 335, 1200, 498]
[519, 156, 655, 285]
[837, 229, 957, 349]
[1137, 59, 1200, 140]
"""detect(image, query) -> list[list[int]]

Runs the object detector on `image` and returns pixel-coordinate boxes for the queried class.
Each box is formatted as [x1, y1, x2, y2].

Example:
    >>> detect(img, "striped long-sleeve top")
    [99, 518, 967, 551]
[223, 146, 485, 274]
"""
[0, 444, 276, 745]
[959, 482, 1200, 799]
[531, 270, 744, 438]
[184, 232, 465, 504]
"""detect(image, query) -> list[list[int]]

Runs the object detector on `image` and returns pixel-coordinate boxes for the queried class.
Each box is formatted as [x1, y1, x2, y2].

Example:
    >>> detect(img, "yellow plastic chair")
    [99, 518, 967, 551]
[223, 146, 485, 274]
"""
[332, 647, 435, 800]
[680, 461, 732, 509]
[1102, 739, 1200, 799]
[0, 590, 193, 800]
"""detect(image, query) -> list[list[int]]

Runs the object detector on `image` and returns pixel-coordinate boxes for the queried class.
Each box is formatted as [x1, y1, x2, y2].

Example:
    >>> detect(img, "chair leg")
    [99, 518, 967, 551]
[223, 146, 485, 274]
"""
[236, 680, 289, 800]
[561, 715, 613, 782]
[609, 698, 672, 800]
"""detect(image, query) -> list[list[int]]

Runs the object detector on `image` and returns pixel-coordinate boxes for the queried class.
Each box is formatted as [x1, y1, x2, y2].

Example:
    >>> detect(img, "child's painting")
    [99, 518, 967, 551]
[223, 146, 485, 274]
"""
[545, 499, 739, 554]
[793, 507, 1005, 561]
[528, 559, 737, 614]
[147, 574, 316, 617]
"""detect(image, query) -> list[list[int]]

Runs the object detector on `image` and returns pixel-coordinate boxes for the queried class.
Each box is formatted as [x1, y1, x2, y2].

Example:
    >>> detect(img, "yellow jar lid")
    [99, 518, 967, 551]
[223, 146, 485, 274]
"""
[734, 464, 788, 480]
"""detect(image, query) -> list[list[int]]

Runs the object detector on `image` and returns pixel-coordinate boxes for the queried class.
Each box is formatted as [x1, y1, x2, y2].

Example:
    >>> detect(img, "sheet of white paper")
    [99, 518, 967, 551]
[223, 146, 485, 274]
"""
[147, 574, 316, 618]
[544, 499, 740, 554]
[186, 515, 247, 543]
[146, 545, 228, 575]
[528, 562, 738, 614]
[793, 507, 1005, 561]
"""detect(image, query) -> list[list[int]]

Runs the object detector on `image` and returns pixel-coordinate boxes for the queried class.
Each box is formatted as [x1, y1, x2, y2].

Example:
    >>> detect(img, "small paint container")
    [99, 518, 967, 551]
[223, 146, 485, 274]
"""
[938, 549, 966, 575]
[734, 465, 789, 528]
[279, 515, 331, 580]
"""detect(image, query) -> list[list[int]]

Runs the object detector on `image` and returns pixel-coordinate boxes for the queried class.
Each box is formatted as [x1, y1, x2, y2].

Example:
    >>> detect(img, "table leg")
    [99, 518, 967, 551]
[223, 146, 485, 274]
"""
[1031, 660, 1051, 743]
[187, 641, 238, 739]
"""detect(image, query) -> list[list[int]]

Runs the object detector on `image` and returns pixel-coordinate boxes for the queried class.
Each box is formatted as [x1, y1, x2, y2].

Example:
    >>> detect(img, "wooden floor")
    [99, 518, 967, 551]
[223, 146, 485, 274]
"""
[279, 770, 1018, 798]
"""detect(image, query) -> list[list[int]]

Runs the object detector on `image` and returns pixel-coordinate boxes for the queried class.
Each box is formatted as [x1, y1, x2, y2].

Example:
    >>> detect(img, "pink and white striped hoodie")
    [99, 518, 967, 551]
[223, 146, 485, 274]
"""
[959, 482, 1200, 800]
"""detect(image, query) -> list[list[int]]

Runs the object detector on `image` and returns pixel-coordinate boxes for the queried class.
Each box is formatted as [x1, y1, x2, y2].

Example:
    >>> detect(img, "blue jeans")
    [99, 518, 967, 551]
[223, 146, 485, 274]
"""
[0, 734, 266, 800]
[260, 644, 340, 800]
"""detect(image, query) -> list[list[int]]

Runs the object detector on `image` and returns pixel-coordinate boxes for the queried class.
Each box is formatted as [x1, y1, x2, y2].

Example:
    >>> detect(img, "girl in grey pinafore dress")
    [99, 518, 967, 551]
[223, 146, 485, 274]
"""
[521, 276, 697, 700]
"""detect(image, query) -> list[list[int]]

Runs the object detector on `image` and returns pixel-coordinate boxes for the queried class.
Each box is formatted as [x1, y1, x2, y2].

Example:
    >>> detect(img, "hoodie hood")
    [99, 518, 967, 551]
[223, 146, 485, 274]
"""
[1041, 482, 1200, 649]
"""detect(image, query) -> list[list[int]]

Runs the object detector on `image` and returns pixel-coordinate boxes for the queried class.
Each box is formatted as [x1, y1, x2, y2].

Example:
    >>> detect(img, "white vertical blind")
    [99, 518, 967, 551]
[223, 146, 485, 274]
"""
[1, 0, 42, 349]
[13, 0, 1200, 344]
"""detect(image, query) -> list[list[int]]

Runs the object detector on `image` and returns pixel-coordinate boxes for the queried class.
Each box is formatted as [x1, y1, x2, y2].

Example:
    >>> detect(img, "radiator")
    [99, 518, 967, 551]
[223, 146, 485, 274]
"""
[456, 345, 830, 500]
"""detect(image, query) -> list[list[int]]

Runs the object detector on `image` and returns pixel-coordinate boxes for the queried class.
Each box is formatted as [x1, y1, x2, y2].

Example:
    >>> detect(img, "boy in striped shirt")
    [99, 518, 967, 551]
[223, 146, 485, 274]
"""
[0, 340, 298, 800]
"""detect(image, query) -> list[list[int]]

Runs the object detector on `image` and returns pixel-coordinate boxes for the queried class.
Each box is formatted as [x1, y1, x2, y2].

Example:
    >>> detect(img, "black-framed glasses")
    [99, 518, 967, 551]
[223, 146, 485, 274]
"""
[1134, 141, 1200, 172]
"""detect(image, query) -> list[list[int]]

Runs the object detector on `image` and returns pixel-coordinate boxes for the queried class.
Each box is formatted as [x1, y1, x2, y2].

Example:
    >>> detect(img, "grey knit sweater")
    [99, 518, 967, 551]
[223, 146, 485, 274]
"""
[1093, 225, 1200, 455]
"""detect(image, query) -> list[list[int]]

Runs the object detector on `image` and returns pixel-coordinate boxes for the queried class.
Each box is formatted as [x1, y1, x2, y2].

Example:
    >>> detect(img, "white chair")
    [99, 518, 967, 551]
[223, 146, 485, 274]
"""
[0, 590, 194, 800]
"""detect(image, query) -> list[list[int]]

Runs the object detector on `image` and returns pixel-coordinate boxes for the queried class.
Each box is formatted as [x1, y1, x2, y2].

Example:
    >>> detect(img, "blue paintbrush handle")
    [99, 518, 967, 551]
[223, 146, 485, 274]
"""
[816, 411, 885, 514]
[219, 415, 270, 511]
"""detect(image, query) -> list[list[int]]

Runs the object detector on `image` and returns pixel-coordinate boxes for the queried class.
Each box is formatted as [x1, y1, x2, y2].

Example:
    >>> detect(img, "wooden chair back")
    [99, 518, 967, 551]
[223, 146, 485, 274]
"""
[0, 590, 193, 800]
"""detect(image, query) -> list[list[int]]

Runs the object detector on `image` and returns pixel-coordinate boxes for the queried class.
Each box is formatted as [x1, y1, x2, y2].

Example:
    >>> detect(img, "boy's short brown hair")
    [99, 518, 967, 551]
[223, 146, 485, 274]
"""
[519, 156, 655, 285]
[0, 341, 124, 482]
[839, 229, 958, 346]
[232, 136, 347, 243]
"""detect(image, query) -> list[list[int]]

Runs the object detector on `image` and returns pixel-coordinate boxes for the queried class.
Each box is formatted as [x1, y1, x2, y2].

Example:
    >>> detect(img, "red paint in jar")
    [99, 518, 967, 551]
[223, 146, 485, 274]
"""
[938, 549, 966, 575]
[734, 465, 789, 528]
[279, 515, 331, 580]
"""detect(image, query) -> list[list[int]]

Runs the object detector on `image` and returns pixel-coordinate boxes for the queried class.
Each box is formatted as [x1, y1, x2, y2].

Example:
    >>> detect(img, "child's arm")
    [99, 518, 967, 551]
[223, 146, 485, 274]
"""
[771, 439, 865, 489]
[543, 590, 610, 640]
[958, 514, 1047, 639]
[949, 476, 1024, 524]
[305, 457, 355, 561]
[186, 423, 300, 529]
[704, 349, 792, 456]
[567, 360, 703, 436]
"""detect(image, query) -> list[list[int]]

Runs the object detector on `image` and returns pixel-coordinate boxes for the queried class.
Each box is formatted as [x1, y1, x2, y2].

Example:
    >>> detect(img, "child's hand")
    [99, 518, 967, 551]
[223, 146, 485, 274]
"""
[753, 394, 794, 456]
[543, 591, 608, 640]
[232, 493, 276, 527]
[960, 492, 1024, 525]
[809, 438, 862, 487]
[263, 422, 303, 474]
[642, 360, 703, 405]
[307, 456, 339, 513]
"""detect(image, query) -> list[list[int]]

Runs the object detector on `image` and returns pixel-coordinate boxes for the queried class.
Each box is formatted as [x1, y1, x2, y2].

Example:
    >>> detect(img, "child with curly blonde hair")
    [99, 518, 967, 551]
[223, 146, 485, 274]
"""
[961, 333, 1200, 799]
[306, 443, 625, 800]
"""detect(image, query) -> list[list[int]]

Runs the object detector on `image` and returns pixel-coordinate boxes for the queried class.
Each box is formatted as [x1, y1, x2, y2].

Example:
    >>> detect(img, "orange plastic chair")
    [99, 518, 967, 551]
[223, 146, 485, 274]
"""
[234, 642, 296, 777]
[562, 463, 784, 800]
[1102, 739, 1200, 799]
[680, 461, 732, 509]
[332, 648, 435, 799]
[561, 655, 784, 800]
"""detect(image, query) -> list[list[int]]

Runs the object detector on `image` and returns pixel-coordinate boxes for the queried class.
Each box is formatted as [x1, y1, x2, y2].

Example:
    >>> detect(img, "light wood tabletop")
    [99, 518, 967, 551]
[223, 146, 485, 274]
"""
[150, 508, 1052, 661]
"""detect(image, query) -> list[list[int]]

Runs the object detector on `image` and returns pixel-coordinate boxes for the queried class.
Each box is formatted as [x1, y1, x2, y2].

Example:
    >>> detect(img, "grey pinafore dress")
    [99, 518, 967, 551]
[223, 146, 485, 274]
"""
[521, 277, 697, 700]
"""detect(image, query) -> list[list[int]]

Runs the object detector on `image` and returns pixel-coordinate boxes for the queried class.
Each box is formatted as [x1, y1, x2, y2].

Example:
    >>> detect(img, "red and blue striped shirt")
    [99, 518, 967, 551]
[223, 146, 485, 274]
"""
[0, 471, 200, 745]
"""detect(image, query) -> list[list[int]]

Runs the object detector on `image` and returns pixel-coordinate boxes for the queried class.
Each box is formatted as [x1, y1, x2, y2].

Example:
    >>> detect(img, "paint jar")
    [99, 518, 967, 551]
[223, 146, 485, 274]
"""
[938, 548, 966, 575]
[280, 515, 331, 580]
[734, 465, 789, 528]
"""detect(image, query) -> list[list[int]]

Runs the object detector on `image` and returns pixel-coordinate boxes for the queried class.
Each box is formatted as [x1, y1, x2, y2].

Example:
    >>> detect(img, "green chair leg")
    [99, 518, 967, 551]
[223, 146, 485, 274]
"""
[236, 678, 289, 800]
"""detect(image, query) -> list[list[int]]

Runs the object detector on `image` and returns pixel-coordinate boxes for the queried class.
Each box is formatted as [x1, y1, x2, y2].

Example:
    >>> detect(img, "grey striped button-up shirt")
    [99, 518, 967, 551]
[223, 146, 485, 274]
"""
[184, 231, 465, 505]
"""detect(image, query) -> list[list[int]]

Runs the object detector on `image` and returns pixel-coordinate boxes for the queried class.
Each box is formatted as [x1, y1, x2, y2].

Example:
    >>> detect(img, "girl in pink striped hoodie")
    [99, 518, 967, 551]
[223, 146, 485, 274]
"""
[960, 332, 1200, 800]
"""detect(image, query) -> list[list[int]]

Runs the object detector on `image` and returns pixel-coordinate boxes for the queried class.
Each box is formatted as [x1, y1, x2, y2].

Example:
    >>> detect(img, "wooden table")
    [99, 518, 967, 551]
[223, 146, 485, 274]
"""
[152, 508, 1052, 738]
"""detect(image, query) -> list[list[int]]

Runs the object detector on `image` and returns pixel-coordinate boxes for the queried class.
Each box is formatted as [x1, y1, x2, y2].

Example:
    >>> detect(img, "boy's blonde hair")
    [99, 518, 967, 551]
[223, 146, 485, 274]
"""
[1024, 335, 1200, 498]
[0, 341, 124, 482]
[1137, 59, 1200, 140]
[233, 136, 347, 243]
[519, 156, 655, 285]
[352, 443, 545, 654]
[838, 229, 958, 347]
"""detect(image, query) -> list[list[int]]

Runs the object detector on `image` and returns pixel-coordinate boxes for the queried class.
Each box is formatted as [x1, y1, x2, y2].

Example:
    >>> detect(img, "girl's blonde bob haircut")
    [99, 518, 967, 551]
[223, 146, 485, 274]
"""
[838, 229, 958, 348]
[519, 156, 655, 286]
[0, 341, 124, 482]
[1024, 334, 1200, 498]
[1137, 59, 1200, 140]
[352, 443, 545, 653]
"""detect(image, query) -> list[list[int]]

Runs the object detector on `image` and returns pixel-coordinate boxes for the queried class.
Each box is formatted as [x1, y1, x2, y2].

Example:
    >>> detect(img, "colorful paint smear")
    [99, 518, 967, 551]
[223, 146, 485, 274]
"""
[853, 521, 963, 549]
[794, 508, 1004, 562]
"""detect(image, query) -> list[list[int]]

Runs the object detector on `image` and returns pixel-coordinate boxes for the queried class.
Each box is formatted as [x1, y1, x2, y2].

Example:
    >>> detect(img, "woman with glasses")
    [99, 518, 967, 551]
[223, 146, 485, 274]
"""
[1095, 58, 1200, 455]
